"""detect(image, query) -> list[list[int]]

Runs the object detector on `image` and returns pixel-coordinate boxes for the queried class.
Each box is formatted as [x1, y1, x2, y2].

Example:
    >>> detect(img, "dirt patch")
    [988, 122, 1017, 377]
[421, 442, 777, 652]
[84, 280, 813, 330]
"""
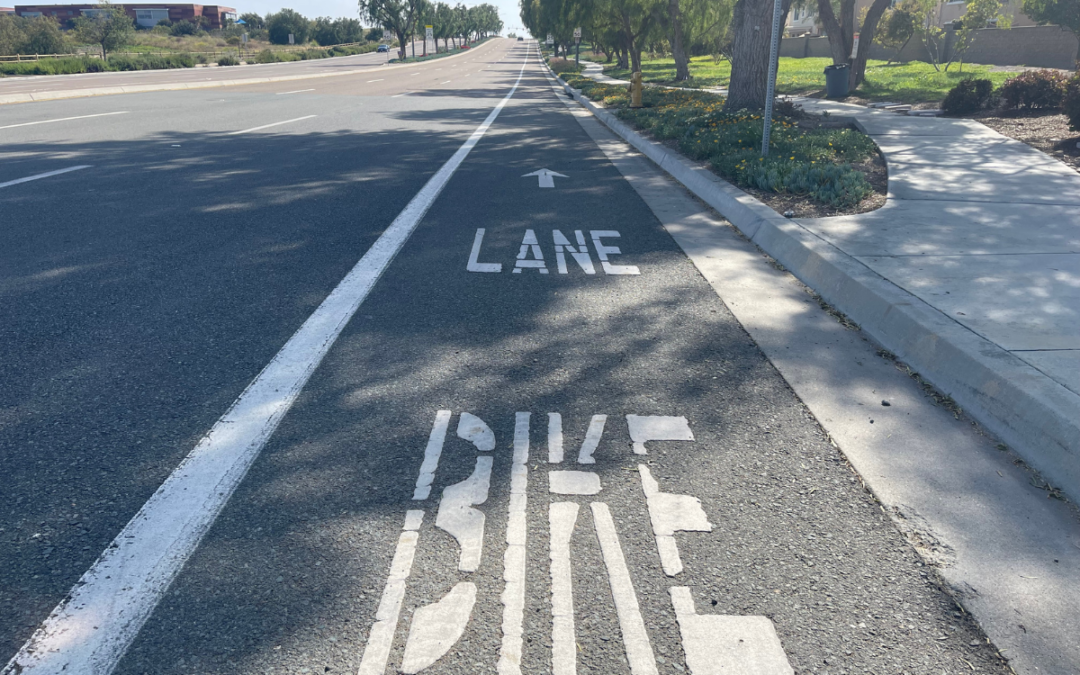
[967, 109, 1080, 174]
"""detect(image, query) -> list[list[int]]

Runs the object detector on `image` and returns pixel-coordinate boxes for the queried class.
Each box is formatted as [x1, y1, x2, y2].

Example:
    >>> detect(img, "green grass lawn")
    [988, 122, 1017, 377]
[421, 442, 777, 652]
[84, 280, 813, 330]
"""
[603, 56, 1016, 103]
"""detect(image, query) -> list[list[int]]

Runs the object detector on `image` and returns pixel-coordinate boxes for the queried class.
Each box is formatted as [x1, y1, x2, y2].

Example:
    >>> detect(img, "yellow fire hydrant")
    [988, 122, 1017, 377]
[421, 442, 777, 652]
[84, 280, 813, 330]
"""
[629, 72, 643, 108]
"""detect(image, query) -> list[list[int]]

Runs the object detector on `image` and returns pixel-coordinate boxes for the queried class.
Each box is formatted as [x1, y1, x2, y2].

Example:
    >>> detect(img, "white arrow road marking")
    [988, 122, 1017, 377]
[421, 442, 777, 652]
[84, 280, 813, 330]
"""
[639, 465, 712, 576]
[591, 502, 660, 675]
[2, 48, 531, 675]
[497, 412, 531, 675]
[227, 115, 317, 135]
[522, 168, 568, 188]
[550, 503, 580, 675]
[0, 110, 128, 131]
[413, 410, 452, 500]
[0, 165, 90, 190]
[357, 510, 425, 675]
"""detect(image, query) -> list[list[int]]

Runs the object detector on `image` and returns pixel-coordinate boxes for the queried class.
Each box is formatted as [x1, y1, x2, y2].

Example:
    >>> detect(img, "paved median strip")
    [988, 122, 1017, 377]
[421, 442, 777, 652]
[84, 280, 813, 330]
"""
[227, 115, 317, 135]
[0, 165, 90, 190]
[1, 48, 529, 675]
[0, 110, 128, 131]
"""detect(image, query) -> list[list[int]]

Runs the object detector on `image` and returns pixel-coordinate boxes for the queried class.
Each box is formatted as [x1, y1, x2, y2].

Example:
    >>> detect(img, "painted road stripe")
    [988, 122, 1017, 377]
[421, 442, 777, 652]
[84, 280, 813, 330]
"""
[497, 412, 531, 675]
[275, 88, 315, 95]
[227, 114, 317, 135]
[592, 502, 660, 675]
[368, 79, 385, 83]
[0, 165, 90, 190]
[442, 80, 452, 84]
[1, 48, 530, 675]
[0, 110, 128, 131]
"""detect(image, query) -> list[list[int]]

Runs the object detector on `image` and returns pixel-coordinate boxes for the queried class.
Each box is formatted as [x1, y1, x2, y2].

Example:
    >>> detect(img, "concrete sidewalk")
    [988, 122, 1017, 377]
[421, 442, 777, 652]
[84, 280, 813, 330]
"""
[572, 64, 1080, 501]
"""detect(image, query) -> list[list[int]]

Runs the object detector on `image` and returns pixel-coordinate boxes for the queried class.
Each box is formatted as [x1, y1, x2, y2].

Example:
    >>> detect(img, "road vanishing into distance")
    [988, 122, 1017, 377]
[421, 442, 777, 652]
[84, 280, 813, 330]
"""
[0, 37, 1061, 675]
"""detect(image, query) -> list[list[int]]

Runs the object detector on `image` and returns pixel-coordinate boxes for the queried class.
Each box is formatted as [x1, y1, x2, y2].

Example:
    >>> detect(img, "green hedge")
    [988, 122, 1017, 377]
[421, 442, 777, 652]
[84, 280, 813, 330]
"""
[563, 74, 876, 209]
[0, 54, 197, 76]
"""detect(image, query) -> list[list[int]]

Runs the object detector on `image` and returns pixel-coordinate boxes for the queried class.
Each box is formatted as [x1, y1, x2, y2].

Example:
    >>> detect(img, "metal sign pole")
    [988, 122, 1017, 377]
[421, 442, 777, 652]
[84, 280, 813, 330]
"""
[761, 0, 783, 158]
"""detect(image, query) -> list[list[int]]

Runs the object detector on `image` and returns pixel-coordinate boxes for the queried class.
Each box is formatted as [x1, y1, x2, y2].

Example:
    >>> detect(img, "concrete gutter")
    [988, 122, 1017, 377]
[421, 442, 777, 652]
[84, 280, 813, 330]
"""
[0, 38, 499, 106]
[550, 69, 1080, 502]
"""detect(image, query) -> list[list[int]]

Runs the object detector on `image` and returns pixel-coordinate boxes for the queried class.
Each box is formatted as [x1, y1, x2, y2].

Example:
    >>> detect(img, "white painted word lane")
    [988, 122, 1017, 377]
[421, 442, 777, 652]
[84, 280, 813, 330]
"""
[357, 411, 794, 675]
[468, 228, 640, 275]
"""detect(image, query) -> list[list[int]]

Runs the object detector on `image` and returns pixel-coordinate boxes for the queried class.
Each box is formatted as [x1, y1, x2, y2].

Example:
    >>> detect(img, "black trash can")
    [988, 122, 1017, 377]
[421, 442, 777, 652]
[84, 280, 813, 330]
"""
[824, 63, 850, 98]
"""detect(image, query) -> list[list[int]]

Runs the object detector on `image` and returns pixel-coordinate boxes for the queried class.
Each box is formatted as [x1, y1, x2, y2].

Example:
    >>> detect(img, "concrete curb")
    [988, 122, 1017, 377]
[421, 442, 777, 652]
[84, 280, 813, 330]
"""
[0, 38, 499, 106]
[549, 68, 1080, 501]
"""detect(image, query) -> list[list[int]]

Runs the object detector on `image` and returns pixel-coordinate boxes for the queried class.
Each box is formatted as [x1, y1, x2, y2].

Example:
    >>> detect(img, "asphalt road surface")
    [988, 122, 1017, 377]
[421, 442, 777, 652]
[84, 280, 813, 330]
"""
[0, 38, 1023, 675]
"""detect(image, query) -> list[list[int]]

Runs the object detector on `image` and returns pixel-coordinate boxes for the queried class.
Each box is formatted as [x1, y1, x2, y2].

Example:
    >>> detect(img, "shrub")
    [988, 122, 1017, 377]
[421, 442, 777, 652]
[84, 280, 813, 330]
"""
[107, 53, 195, 70]
[1065, 75, 1080, 132]
[169, 20, 197, 36]
[942, 78, 994, 115]
[225, 35, 240, 45]
[254, 48, 300, 63]
[217, 54, 239, 66]
[999, 69, 1069, 110]
[548, 57, 580, 75]
[298, 48, 330, 60]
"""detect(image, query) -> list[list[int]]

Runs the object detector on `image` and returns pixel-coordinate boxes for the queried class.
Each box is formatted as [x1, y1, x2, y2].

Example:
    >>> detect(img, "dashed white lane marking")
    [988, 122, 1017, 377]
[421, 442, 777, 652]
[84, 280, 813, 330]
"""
[497, 412, 531, 675]
[436, 456, 493, 572]
[457, 411, 495, 451]
[591, 502, 660, 675]
[0, 110, 128, 130]
[357, 510, 425, 675]
[547, 412, 564, 463]
[275, 88, 315, 95]
[0, 165, 90, 190]
[402, 581, 478, 673]
[368, 79, 385, 82]
[413, 410, 451, 500]
[392, 92, 409, 97]
[626, 415, 693, 454]
[442, 80, 452, 84]
[227, 114, 317, 135]
[549, 471, 601, 495]
[670, 588, 795, 675]
[550, 502, 579, 675]
[2, 49, 530, 675]
[638, 465, 711, 576]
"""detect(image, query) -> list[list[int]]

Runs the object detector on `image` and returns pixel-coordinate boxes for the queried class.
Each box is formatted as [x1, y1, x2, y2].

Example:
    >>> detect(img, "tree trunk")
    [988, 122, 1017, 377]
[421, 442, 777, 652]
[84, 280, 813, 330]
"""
[887, 33, 912, 65]
[669, 0, 690, 80]
[724, 0, 790, 111]
[815, 0, 850, 65]
[848, 0, 891, 88]
[397, 30, 407, 59]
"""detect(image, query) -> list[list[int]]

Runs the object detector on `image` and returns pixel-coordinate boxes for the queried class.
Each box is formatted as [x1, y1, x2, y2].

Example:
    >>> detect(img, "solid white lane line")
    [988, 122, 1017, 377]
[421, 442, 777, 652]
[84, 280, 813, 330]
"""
[275, 89, 315, 95]
[497, 412, 531, 675]
[3, 48, 530, 675]
[0, 111, 128, 131]
[392, 93, 408, 97]
[357, 510, 425, 675]
[550, 502, 579, 675]
[0, 165, 90, 190]
[412, 410, 452, 500]
[368, 79, 385, 82]
[227, 114, 317, 135]
[591, 502, 660, 675]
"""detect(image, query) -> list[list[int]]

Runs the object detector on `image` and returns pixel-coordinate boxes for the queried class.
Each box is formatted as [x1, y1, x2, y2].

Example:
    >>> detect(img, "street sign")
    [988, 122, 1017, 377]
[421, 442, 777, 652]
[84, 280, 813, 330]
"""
[288, 33, 294, 45]
[546, 33, 553, 45]
[425, 25, 433, 40]
[850, 32, 860, 59]
[382, 29, 392, 42]
[241, 32, 247, 43]
[573, 27, 581, 41]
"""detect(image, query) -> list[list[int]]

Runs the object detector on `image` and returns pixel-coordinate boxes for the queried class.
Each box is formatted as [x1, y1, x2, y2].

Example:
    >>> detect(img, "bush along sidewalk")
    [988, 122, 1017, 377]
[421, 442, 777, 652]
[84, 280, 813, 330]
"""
[562, 74, 879, 211]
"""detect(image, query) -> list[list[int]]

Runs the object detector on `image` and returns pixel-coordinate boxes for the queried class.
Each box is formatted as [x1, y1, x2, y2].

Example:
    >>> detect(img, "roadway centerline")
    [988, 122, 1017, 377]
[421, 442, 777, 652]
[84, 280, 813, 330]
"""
[0, 111, 128, 130]
[368, 79, 385, 83]
[0, 165, 90, 189]
[2, 48, 530, 675]
[275, 89, 315, 95]
[227, 115, 317, 135]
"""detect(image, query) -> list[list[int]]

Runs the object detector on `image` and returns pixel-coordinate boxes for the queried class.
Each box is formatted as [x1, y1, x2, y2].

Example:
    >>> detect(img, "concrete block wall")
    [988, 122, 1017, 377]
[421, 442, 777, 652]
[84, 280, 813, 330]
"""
[780, 25, 1078, 70]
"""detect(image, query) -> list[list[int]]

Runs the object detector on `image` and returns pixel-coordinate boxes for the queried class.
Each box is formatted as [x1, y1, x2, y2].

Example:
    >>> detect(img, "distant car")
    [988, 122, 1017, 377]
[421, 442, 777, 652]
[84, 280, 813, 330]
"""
[517, 37, 523, 41]
[377, 44, 389, 52]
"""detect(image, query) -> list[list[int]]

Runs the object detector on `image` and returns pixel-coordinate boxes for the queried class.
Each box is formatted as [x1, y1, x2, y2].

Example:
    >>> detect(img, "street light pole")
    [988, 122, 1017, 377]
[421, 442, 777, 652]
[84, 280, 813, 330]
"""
[761, 0, 783, 157]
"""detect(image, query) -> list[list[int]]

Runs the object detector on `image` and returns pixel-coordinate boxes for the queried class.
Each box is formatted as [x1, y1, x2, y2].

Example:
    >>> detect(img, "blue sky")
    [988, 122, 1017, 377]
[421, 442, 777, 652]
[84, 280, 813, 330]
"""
[237, 0, 529, 36]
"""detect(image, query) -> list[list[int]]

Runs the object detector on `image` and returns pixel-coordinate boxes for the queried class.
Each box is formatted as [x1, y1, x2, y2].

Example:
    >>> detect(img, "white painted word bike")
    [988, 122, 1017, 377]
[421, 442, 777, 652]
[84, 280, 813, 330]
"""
[357, 412, 795, 675]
